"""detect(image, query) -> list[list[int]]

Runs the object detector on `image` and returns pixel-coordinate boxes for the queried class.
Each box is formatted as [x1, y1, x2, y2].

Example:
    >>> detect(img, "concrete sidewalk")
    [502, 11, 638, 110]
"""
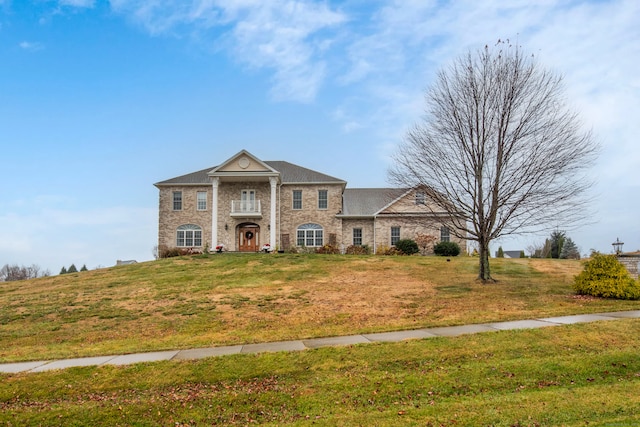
[2, 310, 639, 374]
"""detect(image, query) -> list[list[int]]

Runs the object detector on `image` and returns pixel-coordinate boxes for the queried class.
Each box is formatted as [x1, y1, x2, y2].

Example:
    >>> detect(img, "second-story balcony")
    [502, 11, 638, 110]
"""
[231, 200, 262, 218]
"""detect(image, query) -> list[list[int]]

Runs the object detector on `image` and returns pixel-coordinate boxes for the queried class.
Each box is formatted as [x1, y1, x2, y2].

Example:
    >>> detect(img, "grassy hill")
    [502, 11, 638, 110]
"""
[1, 253, 638, 363]
[1, 253, 640, 425]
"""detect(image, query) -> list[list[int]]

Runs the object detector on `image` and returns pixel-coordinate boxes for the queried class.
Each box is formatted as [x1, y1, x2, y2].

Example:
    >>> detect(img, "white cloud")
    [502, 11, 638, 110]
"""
[18, 41, 44, 51]
[109, 0, 346, 102]
[325, 0, 639, 252]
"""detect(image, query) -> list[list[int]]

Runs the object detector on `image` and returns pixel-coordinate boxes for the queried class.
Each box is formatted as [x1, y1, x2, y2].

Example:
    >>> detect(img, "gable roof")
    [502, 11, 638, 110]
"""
[208, 149, 280, 176]
[154, 160, 345, 187]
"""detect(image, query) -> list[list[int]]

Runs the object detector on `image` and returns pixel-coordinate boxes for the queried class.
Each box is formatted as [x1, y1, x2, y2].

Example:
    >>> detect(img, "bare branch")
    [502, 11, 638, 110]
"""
[390, 43, 598, 281]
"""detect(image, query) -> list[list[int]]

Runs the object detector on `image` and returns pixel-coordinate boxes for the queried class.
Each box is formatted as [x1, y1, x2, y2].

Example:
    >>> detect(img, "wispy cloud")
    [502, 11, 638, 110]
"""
[59, 0, 95, 7]
[109, 0, 346, 102]
[326, 1, 639, 155]
[19, 41, 44, 51]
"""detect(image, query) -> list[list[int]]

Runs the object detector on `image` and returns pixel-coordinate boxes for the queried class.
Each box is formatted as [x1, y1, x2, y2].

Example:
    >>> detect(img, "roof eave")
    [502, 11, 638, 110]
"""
[283, 181, 347, 186]
[154, 182, 211, 188]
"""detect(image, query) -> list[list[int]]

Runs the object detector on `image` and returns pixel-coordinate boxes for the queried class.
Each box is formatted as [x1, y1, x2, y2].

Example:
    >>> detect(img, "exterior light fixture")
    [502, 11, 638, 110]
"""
[612, 237, 624, 255]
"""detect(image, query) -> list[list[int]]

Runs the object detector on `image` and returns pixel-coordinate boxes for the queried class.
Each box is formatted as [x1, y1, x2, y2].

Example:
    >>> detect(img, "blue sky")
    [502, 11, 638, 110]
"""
[1, 0, 638, 273]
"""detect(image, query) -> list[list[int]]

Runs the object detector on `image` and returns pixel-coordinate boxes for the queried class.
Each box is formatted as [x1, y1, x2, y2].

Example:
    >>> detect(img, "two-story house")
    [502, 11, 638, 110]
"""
[154, 149, 465, 253]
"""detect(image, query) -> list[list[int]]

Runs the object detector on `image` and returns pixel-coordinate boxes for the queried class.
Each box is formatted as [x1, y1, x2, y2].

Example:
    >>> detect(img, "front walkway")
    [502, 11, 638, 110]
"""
[2, 310, 639, 374]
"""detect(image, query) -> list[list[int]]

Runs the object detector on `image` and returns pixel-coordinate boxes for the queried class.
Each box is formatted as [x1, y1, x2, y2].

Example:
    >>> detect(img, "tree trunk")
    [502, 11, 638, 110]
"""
[478, 241, 494, 282]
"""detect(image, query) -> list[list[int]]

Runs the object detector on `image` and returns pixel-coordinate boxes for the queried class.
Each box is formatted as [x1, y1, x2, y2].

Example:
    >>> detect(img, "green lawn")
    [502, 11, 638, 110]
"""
[0, 254, 638, 363]
[1, 253, 639, 425]
[1, 320, 638, 426]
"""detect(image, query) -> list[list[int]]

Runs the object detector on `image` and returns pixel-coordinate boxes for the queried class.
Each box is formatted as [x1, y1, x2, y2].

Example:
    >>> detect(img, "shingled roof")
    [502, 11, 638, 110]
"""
[154, 167, 214, 186]
[341, 188, 407, 216]
[155, 161, 345, 186]
[264, 161, 345, 184]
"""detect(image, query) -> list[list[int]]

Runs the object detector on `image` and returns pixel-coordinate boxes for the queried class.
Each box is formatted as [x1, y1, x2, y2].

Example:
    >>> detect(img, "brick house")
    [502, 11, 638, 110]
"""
[154, 149, 466, 253]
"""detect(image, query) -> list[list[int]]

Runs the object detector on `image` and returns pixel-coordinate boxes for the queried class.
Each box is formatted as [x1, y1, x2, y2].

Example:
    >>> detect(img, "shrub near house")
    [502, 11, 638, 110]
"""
[394, 239, 419, 255]
[434, 241, 461, 257]
[574, 253, 640, 300]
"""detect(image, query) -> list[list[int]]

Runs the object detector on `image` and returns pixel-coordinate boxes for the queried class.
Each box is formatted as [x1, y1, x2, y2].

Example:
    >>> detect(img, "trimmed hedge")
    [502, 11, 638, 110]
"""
[573, 253, 640, 300]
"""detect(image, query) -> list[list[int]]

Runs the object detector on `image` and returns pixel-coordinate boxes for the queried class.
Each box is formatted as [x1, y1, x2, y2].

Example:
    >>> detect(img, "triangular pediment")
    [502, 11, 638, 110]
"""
[377, 186, 442, 214]
[208, 150, 279, 176]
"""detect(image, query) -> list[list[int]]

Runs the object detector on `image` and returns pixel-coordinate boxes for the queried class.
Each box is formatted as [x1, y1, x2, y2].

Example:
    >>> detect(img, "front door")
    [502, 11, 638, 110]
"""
[238, 225, 260, 252]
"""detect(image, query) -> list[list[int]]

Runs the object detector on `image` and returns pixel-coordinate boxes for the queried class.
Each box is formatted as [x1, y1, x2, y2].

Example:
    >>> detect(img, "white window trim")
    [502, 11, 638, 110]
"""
[353, 228, 363, 246]
[292, 190, 303, 210]
[196, 191, 207, 211]
[172, 191, 182, 211]
[240, 189, 256, 212]
[391, 226, 401, 246]
[177, 224, 203, 247]
[318, 189, 328, 210]
[440, 226, 450, 242]
[296, 223, 323, 247]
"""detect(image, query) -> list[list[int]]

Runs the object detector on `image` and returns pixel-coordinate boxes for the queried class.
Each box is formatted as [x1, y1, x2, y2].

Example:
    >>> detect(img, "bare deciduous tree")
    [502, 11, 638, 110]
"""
[390, 42, 598, 282]
[415, 233, 437, 255]
[0, 264, 50, 281]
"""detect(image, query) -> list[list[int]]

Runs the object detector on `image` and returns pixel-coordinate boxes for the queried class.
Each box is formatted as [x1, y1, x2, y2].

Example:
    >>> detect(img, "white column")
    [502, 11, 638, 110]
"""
[269, 176, 278, 247]
[211, 177, 219, 248]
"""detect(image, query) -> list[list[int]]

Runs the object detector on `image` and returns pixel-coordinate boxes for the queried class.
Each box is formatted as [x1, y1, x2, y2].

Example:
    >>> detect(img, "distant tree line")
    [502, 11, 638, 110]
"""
[0, 264, 50, 282]
[59, 264, 88, 275]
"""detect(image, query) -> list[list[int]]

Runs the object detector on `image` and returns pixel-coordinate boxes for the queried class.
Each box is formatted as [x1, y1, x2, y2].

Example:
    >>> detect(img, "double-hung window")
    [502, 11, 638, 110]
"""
[440, 226, 450, 242]
[353, 228, 362, 246]
[391, 226, 401, 245]
[292, 190, 302, 210]
[196, 191, 207, 211]
[318, 190, 328, 209]
[415, 191, 426, 205]
[172, 191, 182, 211]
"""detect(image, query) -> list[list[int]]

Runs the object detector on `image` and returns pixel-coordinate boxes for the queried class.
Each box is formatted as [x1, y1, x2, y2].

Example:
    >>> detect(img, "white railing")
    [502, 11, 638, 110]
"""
[231, 200, 261, 215]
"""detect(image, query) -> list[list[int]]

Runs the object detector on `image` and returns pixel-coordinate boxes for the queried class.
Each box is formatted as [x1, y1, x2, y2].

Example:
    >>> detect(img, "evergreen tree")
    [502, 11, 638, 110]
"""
[497, 246, 504, 258]
[549, 230, 566, 259]
[560, 238, 581, 259]
[80, 264, 88, 272]
[67, 264, 78, 273]
[59, 266, 67, 275]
